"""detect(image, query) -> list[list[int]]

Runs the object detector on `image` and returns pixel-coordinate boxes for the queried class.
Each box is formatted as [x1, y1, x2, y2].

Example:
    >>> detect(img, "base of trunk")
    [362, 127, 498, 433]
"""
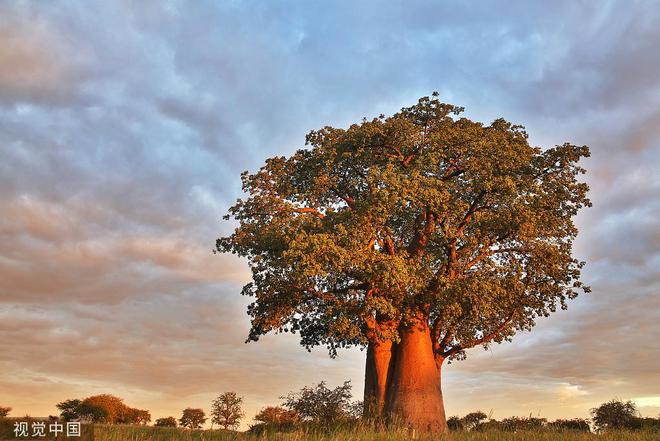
[363, 340, 394, 420]
[385, 319, 448, 433]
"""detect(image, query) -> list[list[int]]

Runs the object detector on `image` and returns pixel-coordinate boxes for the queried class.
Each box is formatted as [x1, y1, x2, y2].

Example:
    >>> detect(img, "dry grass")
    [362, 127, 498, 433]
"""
[2, 420, 657, 441]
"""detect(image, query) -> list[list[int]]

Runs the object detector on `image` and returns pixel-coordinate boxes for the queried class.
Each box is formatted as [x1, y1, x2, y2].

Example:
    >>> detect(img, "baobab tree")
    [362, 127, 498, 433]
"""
[217, 94, 590, 432]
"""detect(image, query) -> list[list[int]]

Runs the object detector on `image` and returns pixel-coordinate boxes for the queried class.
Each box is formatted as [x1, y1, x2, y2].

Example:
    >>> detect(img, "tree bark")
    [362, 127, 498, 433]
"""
[363, 339, 395, 420]
[385, 316, 448, 433]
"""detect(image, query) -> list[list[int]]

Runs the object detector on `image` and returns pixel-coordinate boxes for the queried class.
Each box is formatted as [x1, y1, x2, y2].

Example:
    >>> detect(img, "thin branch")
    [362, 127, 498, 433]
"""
[292, 207, 325, 219]
[441, 311, 517, 358]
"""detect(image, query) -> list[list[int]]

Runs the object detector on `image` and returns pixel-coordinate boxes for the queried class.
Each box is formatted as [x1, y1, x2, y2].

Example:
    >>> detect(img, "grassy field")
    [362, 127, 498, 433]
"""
[92, 425, 659, 441]
[2, 421, 658, 441]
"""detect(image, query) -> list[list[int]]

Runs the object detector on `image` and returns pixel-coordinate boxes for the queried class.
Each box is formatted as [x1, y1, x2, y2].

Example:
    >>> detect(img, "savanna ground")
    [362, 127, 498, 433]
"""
[2, 420, 658, 441]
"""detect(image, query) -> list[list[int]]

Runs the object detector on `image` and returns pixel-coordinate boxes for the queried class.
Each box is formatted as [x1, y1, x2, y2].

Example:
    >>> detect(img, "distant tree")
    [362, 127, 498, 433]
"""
[446, 416, 463, 431]
[56, 395, 149, 425]
[56, 399, 82, 421]
[461, 411, 488, 431]
[154, 416, 177, 427]
[81, 394, 127, 423]
[591, 399, 638, 432]
[179, 408, 206, 429]
[254, 406, 300, 428]
[123, 408, 151, 425]
[281, 381, 357, 424]
[0, 406, 11, 417]
[548, 418, 590, 432]
[76, 402, 109, 423]
[210, 392, 244, 430]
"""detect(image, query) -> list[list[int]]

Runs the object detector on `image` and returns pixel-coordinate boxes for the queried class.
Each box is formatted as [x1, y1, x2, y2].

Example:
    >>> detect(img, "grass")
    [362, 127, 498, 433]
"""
[2, 420, 658, 441]
[84, 425, 660, 441]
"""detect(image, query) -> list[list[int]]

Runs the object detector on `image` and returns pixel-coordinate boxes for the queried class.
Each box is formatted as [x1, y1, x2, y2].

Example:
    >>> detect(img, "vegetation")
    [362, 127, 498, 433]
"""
[179, 407, 207, 429]
[211, 392, 245, 430]
[547, 418, 591, 432]
[2, 419, 657, 441]
[55, 394, 150, 424]
[591, 399, 640, 432]
[281, 381, 361, 425]
[252, 406, 300, 433]
[7, 392, 658, 440]
[218, 94, 591, 432]
[154, 416, 178, 427]
[0, 405, 10, 417]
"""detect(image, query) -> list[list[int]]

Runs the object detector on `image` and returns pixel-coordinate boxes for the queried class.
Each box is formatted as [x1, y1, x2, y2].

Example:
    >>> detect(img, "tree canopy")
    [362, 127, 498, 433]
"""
[218, 94, 590, 362]
[179, 408, 207, 429]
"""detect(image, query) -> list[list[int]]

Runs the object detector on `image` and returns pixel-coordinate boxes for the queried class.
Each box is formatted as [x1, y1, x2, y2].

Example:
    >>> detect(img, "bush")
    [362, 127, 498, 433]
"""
[447, 416, 463, 431]
[0, 407, 11, 418]
[281, 380, 359, 425]
[635, 416, 660, 432]
[154, 416, 177, 427]
[548, 418, 590, 432]
[591, 399, 638, 432]
[501, 416, 547, 431]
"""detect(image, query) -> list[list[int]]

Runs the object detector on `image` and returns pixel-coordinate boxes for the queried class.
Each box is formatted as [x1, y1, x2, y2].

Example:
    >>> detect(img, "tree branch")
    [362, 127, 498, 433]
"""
[441, 311, 517, 358]
[292, 207, 325, 219]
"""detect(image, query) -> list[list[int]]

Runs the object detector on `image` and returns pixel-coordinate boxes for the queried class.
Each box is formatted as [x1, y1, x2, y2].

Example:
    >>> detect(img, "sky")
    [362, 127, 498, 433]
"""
[1, 0, 659, 429]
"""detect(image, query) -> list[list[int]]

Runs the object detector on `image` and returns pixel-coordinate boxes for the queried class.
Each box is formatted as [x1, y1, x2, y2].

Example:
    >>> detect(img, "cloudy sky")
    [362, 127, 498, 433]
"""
[1, 0, 659, 427]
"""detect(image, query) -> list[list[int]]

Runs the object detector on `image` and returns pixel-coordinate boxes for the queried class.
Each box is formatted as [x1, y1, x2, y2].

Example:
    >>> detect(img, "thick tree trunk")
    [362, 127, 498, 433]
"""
[363, 339, 395, 420]
[385, 317, 448, 433]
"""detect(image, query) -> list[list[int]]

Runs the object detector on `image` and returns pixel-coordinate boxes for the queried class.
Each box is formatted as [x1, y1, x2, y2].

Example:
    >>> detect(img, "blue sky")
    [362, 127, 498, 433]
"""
[1, 0, 659, 427]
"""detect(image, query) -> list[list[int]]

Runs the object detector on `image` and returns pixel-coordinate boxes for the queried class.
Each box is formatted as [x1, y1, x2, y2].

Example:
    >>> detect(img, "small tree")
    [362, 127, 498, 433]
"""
[0, 406, 11, 417]
[461, 411, 488, 431]
[155, 416, 177, 427]
[179, 408, 206, 429]
[281, 381, 356, 424]
[56, 399, 82, 421]
[211, 392, 244, 430]
[255, 406, 300, 427]
[123, 408, 151, 425]
[591, 399, 638, 432]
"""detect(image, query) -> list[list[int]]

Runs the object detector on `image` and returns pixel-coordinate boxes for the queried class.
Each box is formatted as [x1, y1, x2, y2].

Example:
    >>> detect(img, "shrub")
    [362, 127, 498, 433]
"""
[501, 416, 547, 431]
[591, 399, 638, 432]
[0, 407, 11, 418]
[281, 380, 359, 425]
[447, 416, 463, 431]
[154, 416, 177, 427]
[548, 418, 590, 432]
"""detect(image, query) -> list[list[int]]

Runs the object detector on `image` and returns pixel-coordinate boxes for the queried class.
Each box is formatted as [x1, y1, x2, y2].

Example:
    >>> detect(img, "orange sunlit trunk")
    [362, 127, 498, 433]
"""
[385, 316, 448, 433]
